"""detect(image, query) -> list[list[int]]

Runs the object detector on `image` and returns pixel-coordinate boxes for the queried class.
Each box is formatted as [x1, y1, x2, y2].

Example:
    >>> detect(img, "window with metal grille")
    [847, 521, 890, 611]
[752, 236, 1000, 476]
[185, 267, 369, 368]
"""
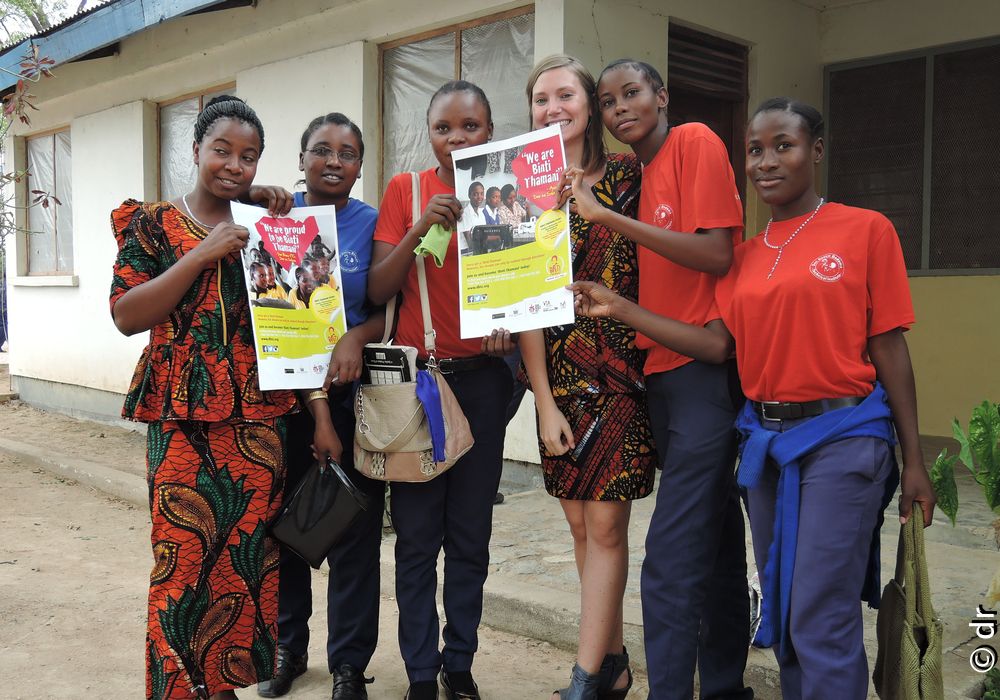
[159, 85, 237, 202]
[25, 129, 73, 274]
[379, 7, 534, 191]
[827, 40, 1000, 273]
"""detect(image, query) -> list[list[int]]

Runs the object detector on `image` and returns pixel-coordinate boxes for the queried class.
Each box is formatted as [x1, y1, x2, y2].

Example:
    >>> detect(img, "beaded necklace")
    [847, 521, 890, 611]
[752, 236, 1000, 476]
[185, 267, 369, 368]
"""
[762, 198, 824, 280]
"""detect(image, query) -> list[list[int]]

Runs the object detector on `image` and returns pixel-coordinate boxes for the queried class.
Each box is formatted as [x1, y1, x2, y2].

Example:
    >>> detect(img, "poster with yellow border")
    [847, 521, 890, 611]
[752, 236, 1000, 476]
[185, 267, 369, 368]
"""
[232, 202, 346, 390]
[452, 125, 574, 338]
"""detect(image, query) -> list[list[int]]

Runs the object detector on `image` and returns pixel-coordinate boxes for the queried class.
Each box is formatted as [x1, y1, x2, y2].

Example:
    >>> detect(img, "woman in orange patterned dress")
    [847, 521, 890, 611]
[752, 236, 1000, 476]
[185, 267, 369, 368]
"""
[110, 96, 297, 700]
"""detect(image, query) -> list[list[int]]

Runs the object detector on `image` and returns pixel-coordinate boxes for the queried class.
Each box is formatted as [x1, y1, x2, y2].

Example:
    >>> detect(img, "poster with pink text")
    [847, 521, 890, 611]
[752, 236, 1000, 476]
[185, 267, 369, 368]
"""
[231, 202, 346, 390]
[451, 125, 574, 338]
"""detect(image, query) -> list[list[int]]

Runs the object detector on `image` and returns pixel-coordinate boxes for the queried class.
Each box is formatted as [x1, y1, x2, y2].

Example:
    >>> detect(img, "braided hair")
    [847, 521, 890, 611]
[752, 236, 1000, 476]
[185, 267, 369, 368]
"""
[193, 95, 265, 152]
[752, 97, 824, 141]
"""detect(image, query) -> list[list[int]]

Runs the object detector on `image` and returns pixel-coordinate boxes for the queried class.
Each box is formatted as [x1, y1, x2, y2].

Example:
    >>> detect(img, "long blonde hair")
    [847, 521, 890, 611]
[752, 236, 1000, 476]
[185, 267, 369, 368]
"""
[525, 54, 606, 175]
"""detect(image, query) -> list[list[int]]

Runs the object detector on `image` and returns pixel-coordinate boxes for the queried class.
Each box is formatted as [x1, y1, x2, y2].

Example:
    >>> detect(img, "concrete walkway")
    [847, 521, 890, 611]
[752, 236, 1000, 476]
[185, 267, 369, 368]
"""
[0, 398, 994, 699]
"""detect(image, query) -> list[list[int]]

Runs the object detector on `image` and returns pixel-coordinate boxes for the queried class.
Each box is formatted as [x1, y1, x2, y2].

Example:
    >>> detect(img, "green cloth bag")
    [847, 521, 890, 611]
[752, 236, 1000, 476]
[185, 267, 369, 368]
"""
[413, 223, 451, 267]
[873, 502, 944, 699]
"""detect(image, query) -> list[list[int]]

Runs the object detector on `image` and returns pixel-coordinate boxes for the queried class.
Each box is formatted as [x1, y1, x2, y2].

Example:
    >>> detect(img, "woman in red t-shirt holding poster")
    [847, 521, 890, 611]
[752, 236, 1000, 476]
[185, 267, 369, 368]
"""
[571, 97, 937, 700]
[367, 80, 514, 700]
[568, 60, 751, 699]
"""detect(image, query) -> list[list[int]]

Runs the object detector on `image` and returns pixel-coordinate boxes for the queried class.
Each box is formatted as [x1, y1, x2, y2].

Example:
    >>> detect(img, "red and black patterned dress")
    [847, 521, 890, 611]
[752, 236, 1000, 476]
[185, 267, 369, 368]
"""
[537, 154, 657, 500]
[110, 200, 297, 700]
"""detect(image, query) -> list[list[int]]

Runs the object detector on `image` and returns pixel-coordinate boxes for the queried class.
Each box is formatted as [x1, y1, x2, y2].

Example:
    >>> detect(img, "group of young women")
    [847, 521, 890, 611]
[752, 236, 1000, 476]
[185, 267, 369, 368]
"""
[110, 50, 937, 700]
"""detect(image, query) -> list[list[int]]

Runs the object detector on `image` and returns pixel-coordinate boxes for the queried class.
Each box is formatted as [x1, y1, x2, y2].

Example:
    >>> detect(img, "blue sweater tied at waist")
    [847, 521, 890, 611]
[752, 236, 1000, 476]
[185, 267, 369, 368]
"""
[736, 383, 899, 659]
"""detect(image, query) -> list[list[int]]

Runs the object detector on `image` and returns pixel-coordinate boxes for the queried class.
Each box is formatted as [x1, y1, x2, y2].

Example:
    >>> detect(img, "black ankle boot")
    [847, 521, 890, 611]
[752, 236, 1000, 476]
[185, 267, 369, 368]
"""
[596, 647, 632, 699]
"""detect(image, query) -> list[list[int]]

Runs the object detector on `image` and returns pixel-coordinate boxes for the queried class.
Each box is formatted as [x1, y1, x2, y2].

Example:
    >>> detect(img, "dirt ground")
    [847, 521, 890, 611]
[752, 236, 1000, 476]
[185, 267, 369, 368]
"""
[0, 411, 647, 699]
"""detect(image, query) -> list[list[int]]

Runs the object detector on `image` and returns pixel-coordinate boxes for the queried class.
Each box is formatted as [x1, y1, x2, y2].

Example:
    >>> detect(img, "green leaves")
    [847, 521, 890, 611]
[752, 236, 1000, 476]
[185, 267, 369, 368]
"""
[929, 449, 959, 526]
[984, 667, 1000, 700]
[147, 641, 176, 700]
[228, 521, 266, 593]
[937, 400, 1000, 528]
[191, 304, 231, 362]
[147, 424, 175, 474]
[186, 353, 213, 411]
[251, 629, 275, 682]
[195, 463, 254, 542]
[158, 585, 210, 657]
[967, 401, 1000, 511]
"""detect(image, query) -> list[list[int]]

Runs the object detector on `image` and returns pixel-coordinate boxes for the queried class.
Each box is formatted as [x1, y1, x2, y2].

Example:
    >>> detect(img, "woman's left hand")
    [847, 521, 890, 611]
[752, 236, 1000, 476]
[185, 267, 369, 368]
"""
[482, 328, 517, 357]
[569, 280, 620, 318]
[248, 185, 294, 216]
[899, 462, 937, 526]
[324, 328, 364, 390]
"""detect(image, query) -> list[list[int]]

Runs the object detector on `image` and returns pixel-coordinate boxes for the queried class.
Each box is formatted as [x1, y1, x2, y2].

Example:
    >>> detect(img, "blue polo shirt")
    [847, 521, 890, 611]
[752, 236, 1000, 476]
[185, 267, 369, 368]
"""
[293, 192, 377, 328]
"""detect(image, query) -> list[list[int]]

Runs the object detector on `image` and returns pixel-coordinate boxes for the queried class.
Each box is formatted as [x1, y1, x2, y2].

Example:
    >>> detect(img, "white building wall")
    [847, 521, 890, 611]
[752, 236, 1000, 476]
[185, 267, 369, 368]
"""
[236, 41, 374, 201]
[820, 0, 1000, 64]
[8, 100, 155, 393]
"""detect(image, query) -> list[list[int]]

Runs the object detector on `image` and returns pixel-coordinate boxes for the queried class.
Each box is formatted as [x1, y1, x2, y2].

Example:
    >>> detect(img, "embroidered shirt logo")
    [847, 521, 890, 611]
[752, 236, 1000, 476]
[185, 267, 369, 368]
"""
[809, 253, 844, 282]
[340, 250, 360, 273]
[653, 203, 674, 229]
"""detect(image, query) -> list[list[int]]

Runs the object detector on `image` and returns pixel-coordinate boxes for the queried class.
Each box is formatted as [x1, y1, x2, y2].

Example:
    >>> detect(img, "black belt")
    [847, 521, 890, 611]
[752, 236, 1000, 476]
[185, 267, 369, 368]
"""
[418, 355, 493, 374]
[752, 396, 866, 421]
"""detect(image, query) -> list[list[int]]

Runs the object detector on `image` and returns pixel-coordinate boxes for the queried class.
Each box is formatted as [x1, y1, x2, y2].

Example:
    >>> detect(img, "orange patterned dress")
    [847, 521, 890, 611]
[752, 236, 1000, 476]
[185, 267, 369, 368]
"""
[110, 200, 297, 699]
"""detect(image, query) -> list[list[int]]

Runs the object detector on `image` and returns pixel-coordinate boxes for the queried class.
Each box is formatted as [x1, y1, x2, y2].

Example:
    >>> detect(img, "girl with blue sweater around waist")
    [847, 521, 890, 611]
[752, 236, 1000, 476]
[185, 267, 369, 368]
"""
[571, 97, 937, 700]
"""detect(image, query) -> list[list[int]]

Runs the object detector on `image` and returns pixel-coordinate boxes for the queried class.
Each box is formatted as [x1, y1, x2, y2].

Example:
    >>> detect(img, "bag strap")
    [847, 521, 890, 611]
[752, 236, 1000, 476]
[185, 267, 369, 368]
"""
[358, 403, 427, 451]
[899, 502, 934, 621]
[411, 172, 436, 356]
[910, 503, 934, 619]
[377, 172, 437, 355]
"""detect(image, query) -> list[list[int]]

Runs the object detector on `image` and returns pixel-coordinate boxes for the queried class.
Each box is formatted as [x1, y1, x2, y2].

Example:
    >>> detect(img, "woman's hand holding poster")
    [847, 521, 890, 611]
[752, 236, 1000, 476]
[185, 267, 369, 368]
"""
[232, 202, 347, 390]
[451, 125, 574, 338]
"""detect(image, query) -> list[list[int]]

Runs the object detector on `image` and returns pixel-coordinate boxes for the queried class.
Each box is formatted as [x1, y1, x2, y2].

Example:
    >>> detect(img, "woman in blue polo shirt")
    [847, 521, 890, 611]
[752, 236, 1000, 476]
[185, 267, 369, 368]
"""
[257, 112, 387, 700]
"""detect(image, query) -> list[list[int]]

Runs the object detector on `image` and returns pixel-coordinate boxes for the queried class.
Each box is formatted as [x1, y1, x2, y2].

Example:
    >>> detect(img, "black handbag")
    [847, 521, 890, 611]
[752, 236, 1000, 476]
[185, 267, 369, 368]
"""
[271, 458, 370, 568]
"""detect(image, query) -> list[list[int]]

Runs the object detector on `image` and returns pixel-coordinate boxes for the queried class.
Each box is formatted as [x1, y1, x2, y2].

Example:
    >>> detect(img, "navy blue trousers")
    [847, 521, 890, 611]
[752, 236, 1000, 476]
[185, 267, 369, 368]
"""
[746, 420, 893, 700]
[390, 359, 512, 682]
[503, 346, 527, 425]
[278, 389, 386, 672]
[642, 360, 753, 700]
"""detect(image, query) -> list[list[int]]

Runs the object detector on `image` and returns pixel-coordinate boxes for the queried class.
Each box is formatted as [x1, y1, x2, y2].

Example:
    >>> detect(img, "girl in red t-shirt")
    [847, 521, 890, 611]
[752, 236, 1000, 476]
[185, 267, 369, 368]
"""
[572, 97, 937, 700]
[568, 60, 752, 700]
[367, 81, 514, 700]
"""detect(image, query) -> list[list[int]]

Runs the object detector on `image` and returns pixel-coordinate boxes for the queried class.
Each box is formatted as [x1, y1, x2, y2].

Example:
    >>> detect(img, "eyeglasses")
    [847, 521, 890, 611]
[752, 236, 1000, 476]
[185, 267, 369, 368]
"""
[306, 146, 360, 164]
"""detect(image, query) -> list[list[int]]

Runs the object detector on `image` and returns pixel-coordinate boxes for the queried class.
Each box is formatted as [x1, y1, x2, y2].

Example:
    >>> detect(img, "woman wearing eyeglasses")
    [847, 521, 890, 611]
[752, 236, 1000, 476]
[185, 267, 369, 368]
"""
[257, 113, 388, 700]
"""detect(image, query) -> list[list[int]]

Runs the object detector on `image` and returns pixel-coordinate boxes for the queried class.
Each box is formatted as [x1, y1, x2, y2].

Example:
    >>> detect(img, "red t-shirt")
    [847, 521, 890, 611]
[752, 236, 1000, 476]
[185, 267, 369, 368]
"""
[715, 202, 915, 402]
[373, 169, 482, 359]
[636, 122, 744, 375]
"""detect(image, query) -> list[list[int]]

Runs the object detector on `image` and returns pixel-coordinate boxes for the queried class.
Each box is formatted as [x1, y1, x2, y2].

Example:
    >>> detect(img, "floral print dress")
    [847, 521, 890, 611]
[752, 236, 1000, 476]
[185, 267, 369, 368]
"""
[110, 200, 296, 699]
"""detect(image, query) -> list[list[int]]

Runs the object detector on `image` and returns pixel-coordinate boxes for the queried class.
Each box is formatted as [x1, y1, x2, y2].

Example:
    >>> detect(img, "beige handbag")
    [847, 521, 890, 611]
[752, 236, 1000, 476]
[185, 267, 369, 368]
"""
[353, 172, 474, 482]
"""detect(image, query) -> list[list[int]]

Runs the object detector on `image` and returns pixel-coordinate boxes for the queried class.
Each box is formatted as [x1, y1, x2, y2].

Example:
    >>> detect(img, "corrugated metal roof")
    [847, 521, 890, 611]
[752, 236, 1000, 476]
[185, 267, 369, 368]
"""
[1, 0, 116, 52]
[0, 0, 241, 93]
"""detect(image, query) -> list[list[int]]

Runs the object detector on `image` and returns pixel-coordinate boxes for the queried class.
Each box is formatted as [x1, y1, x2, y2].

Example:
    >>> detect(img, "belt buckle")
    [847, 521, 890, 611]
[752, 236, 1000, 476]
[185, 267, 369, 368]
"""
[436, 358, 454, 374]
[760, 401, 784, 422]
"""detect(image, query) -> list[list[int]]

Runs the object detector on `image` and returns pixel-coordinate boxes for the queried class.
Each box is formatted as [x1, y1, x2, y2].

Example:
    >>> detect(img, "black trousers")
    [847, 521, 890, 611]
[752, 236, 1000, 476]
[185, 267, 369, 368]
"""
[641, 360, 753, 700]
[278, 388, 386, 672]
[390, 359, 513, 682]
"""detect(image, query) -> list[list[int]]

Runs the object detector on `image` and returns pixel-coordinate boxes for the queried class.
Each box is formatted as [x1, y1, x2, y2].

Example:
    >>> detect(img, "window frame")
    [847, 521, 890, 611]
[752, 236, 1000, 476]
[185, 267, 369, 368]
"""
[22, 126, 73, 277]
[824, 36, 1000, 277]
[376, 5, 534, 196]
[156, 82, 237, 201]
